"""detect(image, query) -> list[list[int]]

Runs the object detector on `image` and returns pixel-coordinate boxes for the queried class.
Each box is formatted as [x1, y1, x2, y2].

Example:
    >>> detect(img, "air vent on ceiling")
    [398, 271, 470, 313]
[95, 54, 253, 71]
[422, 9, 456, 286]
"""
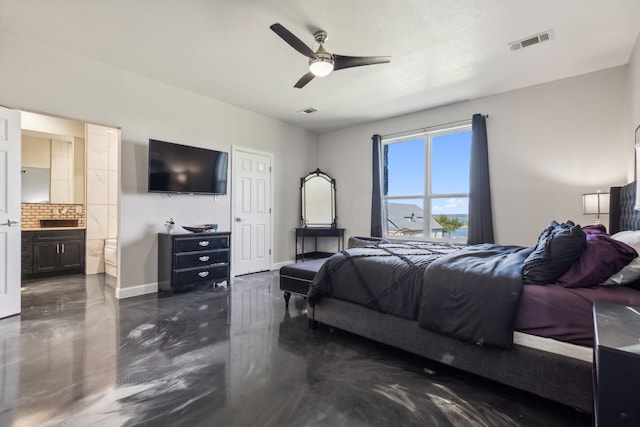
[509, 30, 554, 51]
[298, 107, 318, 115]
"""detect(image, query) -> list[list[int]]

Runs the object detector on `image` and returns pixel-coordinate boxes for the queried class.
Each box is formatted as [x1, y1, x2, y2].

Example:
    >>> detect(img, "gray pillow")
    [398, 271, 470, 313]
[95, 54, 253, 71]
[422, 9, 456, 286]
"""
[522, 220, 586, 284]
[347, 236, 389, 248]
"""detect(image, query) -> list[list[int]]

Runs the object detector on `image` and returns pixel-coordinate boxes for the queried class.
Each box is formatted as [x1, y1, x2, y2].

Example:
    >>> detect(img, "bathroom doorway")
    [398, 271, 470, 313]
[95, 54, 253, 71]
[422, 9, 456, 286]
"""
[20, 111, 121, 289]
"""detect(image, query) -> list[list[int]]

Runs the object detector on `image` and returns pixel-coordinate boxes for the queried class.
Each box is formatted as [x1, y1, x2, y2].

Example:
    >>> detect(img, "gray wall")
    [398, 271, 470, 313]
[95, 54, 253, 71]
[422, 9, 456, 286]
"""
[0, 34, 318, 296]
[319, 66, 633, 247]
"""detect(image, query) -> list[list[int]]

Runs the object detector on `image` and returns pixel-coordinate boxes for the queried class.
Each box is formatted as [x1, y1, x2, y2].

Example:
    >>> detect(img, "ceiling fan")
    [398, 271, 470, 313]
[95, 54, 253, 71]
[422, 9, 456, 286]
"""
[270, 23, 391, 89]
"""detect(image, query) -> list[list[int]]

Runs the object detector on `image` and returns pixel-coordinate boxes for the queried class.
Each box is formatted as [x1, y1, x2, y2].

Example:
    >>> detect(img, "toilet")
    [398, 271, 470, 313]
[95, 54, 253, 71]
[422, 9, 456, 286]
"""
[104, 238, 118, 277]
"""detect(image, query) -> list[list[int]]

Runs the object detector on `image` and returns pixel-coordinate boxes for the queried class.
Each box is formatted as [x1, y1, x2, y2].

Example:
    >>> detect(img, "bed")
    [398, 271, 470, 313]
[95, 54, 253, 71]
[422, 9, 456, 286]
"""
[306, 181, 640, 412]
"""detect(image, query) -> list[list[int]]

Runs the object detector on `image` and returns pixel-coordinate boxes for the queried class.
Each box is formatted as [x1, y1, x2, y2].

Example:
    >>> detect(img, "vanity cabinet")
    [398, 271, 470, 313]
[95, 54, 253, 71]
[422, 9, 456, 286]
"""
[158, 232, 231, 296]
[21, 232, 34, 276]
[22, 229, 86, 276]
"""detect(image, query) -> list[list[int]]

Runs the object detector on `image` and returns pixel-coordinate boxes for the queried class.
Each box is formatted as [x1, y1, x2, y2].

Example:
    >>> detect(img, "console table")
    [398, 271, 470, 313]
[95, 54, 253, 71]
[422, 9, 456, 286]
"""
[593, 301, 640, 426]
[158, 232, 231, 296]
[295, 227, 344, 262]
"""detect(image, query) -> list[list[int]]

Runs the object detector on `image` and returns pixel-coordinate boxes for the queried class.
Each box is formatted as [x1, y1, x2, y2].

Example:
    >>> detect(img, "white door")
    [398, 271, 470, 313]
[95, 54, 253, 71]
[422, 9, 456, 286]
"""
[0, 106, 21, 319]
[232, 148, 272, 276]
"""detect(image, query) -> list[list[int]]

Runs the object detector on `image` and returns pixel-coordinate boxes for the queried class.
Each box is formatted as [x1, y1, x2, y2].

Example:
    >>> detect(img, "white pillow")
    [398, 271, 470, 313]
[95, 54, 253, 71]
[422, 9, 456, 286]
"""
[603, 231, 640, 286]
[611, 230, 640, 254]
[602, 256, 640, 286]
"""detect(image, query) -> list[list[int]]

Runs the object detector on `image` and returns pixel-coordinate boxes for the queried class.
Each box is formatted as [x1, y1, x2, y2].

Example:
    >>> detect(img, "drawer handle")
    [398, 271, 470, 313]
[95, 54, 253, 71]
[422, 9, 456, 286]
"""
[198, 241, 210, 247]
[199, 255, 210, 262]
[198, 271, 209, 277]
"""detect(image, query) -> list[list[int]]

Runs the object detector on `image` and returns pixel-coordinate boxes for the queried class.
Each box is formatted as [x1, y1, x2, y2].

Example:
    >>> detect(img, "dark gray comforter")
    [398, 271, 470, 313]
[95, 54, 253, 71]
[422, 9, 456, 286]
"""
[307, 242, 463, 320]
[418, 244, 534, 348]
[308, 242, 534, 349]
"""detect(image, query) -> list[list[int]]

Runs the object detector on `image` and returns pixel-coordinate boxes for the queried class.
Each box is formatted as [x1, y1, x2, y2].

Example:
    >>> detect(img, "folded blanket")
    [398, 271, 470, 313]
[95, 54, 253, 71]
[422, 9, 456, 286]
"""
[418, 244, 534, 349]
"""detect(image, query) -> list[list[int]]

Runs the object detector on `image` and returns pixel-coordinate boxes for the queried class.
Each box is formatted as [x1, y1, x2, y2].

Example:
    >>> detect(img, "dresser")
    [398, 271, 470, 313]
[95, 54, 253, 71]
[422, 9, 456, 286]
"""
[593, 301, 640, 426]
[158, 232, 231, 296]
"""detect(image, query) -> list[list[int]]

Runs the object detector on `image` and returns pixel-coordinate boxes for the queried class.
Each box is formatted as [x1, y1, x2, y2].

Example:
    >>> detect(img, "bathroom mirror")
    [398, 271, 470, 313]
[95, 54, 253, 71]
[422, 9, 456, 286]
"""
[21, 130, 85, 204]
[301, 168, 336, 228]
[21, 167, 51, 203]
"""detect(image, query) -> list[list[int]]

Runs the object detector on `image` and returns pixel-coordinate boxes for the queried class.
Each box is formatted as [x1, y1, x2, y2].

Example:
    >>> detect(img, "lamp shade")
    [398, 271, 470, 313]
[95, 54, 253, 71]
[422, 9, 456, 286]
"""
[583, 192, 610, 215]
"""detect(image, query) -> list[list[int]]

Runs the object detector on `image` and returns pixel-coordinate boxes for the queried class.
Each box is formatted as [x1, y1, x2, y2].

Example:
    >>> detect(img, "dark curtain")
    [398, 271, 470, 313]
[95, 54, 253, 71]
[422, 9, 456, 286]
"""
[468, 114, 494, 244]
[371, 134, 383, 237]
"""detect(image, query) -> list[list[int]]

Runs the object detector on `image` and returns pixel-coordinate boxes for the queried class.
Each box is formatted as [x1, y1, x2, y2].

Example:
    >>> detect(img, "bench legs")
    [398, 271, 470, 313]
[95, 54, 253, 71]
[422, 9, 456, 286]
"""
[284, 291, 291, 308]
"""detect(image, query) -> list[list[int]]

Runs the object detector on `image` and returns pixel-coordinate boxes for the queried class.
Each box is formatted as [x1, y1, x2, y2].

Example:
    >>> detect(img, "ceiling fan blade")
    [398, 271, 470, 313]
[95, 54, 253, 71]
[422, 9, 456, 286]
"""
[294, 72, 315, 89]
[270, 23, 316, 58]
[333, 55, 391, 71]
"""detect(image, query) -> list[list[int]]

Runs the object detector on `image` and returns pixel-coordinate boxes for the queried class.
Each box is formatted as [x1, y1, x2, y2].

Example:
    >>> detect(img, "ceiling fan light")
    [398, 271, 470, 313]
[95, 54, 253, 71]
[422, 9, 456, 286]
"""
[309, 57, 334, 77]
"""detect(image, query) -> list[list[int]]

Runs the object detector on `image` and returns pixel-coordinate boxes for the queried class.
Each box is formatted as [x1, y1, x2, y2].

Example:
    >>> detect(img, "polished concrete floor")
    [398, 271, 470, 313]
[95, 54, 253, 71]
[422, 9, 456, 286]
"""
[0, 271, 591, 426]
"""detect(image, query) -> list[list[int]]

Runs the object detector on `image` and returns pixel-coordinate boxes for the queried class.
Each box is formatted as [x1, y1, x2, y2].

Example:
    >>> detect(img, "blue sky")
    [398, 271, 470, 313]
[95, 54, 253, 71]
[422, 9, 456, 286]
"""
[386, 130, 471, 215]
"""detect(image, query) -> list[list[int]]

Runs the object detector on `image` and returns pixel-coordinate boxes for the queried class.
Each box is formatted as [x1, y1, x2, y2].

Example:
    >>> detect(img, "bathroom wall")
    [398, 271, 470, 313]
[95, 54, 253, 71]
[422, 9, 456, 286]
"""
[85, 124, 119, 275]
[50, 138, 74, 203]
[21, 134, 50, 168]
[74, 137, 85, 205]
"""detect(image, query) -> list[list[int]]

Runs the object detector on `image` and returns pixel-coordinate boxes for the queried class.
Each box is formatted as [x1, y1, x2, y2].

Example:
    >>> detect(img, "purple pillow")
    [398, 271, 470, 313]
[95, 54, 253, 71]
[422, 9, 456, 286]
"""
[556, 229, 638, 288]
[582, 224, 607, 235]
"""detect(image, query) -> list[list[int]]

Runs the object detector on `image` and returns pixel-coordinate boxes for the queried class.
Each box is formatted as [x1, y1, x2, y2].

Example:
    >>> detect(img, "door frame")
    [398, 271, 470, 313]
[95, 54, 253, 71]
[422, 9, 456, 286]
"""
[0, 105, 21, 318]
[230, 145, 274, 277]
[12, 106, 122, 292]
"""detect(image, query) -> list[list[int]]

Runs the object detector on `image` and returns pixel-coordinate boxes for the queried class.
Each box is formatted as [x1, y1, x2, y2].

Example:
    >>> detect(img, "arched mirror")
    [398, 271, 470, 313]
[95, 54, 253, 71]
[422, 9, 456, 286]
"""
[301, 168, 336, 228]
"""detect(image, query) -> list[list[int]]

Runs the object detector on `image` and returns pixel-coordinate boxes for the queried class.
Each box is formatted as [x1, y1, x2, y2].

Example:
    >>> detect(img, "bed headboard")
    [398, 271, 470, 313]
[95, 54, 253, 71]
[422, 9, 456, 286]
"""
[609, 181, 640, 234]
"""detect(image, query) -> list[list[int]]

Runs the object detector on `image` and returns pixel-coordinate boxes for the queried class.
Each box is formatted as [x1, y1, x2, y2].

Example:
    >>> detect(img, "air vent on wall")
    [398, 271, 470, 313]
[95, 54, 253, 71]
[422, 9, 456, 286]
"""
[509, 30, 554, 51]
[298, 107, 318, 115]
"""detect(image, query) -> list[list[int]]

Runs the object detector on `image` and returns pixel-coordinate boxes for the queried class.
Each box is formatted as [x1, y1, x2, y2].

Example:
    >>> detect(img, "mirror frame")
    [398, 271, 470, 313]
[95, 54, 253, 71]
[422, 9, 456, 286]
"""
[300, 168, 336, 228]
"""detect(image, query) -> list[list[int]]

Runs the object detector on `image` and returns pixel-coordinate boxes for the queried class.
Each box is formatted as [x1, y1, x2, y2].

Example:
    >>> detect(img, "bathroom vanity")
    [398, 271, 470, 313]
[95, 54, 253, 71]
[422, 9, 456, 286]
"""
[22, 229, 86, 277]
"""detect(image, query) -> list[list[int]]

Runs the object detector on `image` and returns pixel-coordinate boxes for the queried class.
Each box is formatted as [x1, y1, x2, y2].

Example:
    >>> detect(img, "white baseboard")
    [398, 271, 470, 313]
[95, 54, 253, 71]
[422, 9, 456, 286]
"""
[272, 260, 295, 270]
[116, 282, 158, 299]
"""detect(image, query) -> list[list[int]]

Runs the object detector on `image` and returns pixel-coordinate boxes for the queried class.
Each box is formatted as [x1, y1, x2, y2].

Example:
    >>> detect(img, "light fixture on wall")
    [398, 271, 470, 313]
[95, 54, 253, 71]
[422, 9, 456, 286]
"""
[583, 191, 609, 224]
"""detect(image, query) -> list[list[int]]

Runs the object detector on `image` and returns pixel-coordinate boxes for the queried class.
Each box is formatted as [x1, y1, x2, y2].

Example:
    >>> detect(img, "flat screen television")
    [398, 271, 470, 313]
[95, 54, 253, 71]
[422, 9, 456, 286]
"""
[148, 139, 228, 195]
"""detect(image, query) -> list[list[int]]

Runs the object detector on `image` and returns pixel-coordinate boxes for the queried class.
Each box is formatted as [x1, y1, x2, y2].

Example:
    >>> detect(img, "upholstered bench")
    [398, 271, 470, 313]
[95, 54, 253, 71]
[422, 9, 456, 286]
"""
[279, 258, 328, 308]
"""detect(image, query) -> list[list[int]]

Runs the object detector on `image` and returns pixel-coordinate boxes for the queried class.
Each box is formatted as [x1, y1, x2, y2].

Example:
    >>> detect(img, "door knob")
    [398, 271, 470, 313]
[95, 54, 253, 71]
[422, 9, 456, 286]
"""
[235, 218, 242, 222]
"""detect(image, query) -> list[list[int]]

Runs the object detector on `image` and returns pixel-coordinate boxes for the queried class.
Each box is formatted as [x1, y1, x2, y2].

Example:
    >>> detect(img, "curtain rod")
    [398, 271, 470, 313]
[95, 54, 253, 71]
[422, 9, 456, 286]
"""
[379, 114, 488, 140]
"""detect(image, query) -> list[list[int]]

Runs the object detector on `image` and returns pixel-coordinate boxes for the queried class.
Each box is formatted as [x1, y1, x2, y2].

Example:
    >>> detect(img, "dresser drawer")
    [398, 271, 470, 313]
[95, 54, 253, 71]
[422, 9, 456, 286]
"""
[174, 249, 229, 269]
[173, 264, 229, 287]
[174, 235, 230, 253]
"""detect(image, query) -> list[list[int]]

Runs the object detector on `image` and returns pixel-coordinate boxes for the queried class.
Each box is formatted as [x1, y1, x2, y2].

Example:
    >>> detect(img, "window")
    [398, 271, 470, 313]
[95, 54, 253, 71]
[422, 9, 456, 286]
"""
[382, 124, 471, 242]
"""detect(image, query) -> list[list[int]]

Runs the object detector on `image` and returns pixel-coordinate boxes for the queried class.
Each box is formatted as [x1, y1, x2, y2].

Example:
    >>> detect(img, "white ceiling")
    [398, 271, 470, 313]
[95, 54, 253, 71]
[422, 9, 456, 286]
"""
[2, 0, 640, 133]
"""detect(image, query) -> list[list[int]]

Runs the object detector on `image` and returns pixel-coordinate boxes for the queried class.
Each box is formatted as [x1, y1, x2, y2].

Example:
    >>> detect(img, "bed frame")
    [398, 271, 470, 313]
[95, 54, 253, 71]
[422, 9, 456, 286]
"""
[308, 182, 639, 413]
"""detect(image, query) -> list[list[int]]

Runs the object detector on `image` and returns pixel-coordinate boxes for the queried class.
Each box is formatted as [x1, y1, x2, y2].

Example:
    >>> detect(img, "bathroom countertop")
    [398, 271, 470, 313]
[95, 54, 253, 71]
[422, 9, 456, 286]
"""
[22, 227, 87, 231]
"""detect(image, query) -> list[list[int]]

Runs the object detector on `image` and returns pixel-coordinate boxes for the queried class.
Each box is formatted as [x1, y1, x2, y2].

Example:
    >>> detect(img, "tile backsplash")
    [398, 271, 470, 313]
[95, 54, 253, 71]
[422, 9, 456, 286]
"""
[21, 203, 86, 229]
